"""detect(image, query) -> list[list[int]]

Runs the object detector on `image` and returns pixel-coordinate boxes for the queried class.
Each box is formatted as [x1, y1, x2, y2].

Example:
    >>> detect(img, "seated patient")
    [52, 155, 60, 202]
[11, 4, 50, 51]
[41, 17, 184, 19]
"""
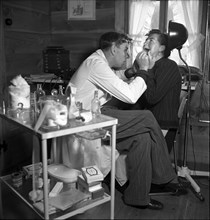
[68, 31, 186, 210]
[126, 29, 182, 152]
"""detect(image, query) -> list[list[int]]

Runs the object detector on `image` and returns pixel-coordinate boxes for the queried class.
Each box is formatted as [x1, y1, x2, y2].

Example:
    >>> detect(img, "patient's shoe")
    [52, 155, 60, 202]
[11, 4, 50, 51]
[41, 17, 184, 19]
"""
[165, 182, 189, 196]
[122, 197, 163, 210]
[166, 181, 190, 190]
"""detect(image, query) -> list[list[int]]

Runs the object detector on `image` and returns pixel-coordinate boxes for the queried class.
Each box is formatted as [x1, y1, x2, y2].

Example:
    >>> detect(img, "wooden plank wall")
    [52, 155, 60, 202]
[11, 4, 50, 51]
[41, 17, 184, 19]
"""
[1, 0, 51, 175]
[2, 0, 51, 83]
[50, 0, 116, 70]
[2, 0, 124, 80]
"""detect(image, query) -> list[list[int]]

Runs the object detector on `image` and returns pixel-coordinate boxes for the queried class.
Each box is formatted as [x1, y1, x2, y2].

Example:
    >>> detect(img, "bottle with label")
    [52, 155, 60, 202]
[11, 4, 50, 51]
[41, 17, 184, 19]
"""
[91, 90, 101, 118]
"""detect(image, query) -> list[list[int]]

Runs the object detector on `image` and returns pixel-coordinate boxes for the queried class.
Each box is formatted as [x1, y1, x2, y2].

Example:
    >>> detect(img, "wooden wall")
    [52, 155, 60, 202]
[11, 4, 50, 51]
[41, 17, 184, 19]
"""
[2, 0, 126, 81]
[49, 0, 116, 69]
[1, 0, 50, 175]
[2, 0, 51, 83]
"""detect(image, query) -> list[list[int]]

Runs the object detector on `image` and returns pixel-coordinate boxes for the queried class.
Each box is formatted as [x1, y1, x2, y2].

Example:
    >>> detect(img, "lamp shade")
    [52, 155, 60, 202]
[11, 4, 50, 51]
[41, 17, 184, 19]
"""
[167, 20, 188, 50]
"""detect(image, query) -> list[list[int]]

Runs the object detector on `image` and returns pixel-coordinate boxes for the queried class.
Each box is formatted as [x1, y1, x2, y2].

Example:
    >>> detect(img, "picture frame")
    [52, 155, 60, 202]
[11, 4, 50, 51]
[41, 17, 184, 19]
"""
[68, 0, 96, 20]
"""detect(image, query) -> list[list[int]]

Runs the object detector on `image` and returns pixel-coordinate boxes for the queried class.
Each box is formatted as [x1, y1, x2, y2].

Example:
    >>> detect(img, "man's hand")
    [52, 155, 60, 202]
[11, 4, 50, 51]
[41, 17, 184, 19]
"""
[124, 67, 136, 79]
[135, 51, 150, 71]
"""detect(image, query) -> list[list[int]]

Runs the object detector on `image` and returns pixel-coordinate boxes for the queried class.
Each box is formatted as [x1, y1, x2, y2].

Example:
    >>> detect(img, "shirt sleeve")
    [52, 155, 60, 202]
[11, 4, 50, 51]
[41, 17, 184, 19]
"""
[88, 59, 147, 104]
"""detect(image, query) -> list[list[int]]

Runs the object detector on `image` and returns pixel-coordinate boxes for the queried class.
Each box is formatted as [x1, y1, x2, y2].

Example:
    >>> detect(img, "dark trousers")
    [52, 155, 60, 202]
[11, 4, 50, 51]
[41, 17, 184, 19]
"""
[101, 107, 177, 206]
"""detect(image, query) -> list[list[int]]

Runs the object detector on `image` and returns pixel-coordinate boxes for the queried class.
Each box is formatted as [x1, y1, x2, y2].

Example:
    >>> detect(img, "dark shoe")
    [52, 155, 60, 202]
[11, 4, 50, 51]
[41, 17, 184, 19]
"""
[122, 197, 163, 210]
[160, 181, 189, 196]
[147, 199, 164, 210]
[166, 181, 190, 190]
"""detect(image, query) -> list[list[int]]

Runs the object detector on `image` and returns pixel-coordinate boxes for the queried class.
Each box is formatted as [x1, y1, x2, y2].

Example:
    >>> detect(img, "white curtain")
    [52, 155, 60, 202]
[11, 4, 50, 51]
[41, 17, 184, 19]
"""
[128, 0, 205, 70]
[129, 0, 159, 63]
[168, 0, 205, 69]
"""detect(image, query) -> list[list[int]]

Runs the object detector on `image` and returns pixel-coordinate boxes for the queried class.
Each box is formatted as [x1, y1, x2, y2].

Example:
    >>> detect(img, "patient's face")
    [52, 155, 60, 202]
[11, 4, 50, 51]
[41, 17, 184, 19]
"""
[143, 33, 162, 58]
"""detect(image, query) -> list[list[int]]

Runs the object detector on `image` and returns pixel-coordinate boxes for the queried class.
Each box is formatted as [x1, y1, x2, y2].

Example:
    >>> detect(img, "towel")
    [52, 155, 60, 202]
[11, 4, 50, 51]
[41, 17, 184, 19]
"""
[8, 75, 30, 109]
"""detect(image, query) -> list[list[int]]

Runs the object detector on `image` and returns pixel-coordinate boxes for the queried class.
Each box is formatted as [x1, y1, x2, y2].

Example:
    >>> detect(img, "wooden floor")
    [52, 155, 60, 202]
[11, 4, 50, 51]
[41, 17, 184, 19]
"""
[1, 176, 209, 220]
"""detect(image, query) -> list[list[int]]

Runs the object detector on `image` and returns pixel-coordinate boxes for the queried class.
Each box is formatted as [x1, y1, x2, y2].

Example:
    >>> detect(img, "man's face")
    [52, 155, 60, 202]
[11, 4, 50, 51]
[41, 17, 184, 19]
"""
[143, 33, 162, 58]
[113, 42, 130, 69]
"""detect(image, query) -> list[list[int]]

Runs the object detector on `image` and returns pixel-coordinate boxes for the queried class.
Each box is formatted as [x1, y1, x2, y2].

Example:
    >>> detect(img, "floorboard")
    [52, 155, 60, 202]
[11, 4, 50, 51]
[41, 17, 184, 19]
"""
[1, 176, 209, 219]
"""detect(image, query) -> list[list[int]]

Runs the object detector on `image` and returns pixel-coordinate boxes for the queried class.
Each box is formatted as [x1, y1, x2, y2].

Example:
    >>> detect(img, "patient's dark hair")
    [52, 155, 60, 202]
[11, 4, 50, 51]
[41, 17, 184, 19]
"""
[99, 32, 132, 50]
[146, 29, 171, 58]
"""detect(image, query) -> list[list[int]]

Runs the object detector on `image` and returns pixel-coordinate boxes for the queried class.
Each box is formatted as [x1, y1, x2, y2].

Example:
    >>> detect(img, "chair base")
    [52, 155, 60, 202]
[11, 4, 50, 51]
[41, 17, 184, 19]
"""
[149, 186, 177, 196]
[149, 183, 176, 196]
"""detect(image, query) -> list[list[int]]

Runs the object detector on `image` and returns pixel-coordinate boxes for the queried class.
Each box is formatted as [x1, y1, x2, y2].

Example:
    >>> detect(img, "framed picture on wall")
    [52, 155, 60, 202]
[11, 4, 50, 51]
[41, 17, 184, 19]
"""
[68, 0, 96, 20]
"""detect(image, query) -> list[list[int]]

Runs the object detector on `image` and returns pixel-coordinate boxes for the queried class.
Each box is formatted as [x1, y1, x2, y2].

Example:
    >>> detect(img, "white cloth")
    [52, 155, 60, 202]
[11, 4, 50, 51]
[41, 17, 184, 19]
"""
[69, 49, 147, 110]
[51, 135, 119, 177]
[115, 154, 128, 186]
[8, 75, 30, 109]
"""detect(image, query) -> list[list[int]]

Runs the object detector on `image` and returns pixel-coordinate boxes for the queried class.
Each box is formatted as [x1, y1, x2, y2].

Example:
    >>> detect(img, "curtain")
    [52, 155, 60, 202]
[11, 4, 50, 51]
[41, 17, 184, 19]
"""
[168, 0, 205, 69]
[128, 0, 205, 70]
[129, 0, 159, 63]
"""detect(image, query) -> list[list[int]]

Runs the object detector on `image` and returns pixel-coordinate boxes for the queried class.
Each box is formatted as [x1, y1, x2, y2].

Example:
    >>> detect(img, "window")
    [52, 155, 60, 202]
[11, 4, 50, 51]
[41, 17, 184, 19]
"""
[128, 0, 160, 63]
[128, 0, 207, 71]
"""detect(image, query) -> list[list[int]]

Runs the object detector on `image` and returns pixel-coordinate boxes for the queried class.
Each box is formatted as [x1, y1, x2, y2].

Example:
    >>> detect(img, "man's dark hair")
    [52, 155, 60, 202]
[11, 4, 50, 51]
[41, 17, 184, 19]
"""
[99, 32, 132, 50]
[146, 29, 171, 58]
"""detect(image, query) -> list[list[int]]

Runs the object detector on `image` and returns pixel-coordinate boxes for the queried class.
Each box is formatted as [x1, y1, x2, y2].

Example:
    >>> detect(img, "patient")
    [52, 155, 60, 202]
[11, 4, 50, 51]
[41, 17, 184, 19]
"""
[125, 29, 182, 153]
[68, 31, 187, 210]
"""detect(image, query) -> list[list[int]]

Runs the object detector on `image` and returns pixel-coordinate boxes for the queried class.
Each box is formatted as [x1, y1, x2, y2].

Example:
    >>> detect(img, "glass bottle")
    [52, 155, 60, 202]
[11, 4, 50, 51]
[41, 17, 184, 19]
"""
[34, 84, 45, 102]
[34, 84, 45, 115]
[65, 85, 71, 122]
[58, 85, 65, 96]
[57, 85, 66, 104]
[91, 90, 101, 119]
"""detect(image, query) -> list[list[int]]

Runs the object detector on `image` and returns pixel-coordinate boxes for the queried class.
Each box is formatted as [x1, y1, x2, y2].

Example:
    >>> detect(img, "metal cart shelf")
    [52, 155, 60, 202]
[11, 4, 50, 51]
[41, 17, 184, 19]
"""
[0, 112, 118, 219]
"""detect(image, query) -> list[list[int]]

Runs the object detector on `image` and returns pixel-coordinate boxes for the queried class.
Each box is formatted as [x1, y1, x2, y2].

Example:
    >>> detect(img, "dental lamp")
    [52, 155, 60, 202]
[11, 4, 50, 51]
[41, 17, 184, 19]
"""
[167, 20, 204, 201]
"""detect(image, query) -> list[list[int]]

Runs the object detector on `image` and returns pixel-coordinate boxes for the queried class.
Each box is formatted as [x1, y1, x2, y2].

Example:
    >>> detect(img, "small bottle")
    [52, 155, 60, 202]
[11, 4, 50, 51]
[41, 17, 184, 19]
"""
[91, 90, 101, 118]
[34, 84, 45, 115]
[58, 85, 65, 96]
[57, 85, 66, 104]
[34, 84, 45, 102]
[65, 85, 71, 122]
